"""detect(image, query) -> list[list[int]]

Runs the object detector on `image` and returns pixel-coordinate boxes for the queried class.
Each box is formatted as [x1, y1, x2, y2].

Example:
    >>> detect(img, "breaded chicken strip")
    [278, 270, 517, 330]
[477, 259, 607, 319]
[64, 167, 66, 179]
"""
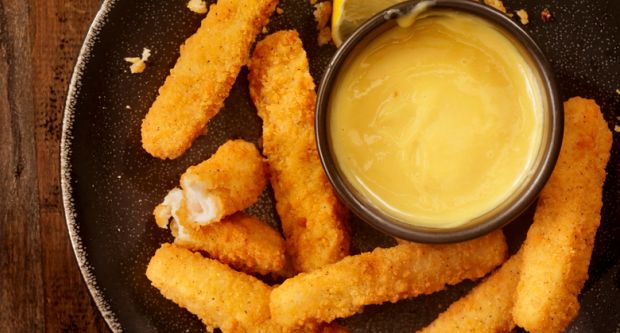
[154, 140, 268, 228]
[170, 212, 286, 276]
[513, 97, 612, 333]
[419, 252, 522, 333]
[248, 30, 349, 273]
[146, 243, 274, 333]
[147, 244, 348, 333]
[141, 0, 279, 159]
[270, 231, 507, 329]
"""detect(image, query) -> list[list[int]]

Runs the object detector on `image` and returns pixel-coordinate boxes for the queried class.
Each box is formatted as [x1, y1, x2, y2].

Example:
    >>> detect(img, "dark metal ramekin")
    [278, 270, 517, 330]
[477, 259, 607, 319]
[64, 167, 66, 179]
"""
[316, 0, 563, 243]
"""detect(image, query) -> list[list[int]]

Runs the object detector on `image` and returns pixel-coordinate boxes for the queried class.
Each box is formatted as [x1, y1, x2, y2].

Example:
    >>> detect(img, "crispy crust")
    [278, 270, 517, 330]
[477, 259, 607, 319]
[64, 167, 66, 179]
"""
[270, 231, 507, 329]
[141, 0, 278, 159]
[248, 30, 349, 273]
[419, 252, 522, 333]
[171, 212, 286, 275]
[512, 97, 612, 332]
[146, 244, 348, 333]
[179, 139, 268, 225]
[146, 244, 274, 333]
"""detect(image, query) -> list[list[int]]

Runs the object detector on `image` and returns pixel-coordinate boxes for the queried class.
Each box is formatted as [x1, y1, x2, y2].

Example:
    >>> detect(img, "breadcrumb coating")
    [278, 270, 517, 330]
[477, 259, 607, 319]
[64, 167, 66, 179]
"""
[513, 97, 612, 333]
[154, 140, 268, 229]
[146, 244, 274, 333]
[179, 140, 268, 226]
[171, 212, 286, 275]
[270, 231, 507, 329]
[248, 30, 349, 273]
[420, 252, 522, 333]
[147, 244, 349, 333]
[141, 0, 278, 159]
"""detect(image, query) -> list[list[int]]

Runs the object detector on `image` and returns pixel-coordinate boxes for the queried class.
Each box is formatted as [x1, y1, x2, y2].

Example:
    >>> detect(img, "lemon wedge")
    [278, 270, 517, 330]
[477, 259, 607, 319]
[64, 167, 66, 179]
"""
[332, 0, 407, 47]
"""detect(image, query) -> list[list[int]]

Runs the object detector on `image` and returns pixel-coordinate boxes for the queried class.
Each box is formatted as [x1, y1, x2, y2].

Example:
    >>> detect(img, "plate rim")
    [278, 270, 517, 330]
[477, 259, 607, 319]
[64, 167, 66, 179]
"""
[60, 0, 122, 331]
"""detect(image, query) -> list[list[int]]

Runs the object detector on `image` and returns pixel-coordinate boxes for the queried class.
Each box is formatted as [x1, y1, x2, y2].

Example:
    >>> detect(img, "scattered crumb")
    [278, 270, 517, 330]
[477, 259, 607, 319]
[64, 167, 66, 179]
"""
[318, 27, 332, 46]
[276, 7, 284, 15]
[125, 105, 131, 109]
[541, 8, 552, 22]
[615, 89, 620, 95]
[614, 125, 620, 133]
[262, 26, 268, 34]
[124, 48, 151, 74]
[187, 0, 208, 14]
[314, 1, 333, 46]
[516, 9, 529, 25]
[314, 2, 331, 31]
[309, 0, 318, 4]
[483, 0, 507, 13]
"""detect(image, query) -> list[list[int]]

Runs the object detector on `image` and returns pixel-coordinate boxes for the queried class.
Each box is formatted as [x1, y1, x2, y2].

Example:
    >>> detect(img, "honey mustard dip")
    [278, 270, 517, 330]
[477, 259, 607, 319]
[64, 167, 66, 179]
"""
[329, 10, 543, 228]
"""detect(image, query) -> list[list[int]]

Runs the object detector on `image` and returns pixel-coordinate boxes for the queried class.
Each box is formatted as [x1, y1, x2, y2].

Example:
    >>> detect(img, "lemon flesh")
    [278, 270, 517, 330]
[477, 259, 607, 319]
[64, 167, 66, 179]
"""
[332, 0, 407, 47]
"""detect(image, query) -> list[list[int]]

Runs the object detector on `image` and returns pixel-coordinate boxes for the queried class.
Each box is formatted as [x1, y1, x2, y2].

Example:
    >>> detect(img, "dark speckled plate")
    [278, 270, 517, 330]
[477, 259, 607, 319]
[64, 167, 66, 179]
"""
[61, 0, 620, 332]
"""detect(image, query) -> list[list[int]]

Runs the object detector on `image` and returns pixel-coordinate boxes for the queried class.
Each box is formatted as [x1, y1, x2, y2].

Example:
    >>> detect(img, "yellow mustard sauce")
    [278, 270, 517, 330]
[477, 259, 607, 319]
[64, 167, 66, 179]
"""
[329, 10, 543, 228]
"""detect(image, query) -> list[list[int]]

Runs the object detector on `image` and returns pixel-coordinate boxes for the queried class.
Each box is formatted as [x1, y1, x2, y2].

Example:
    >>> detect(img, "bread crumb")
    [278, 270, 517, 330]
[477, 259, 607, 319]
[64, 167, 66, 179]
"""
[276, 7, 284, 15]
[124, 48, 151, 74]
[318, 27, 332, 46]
[541, 8, 552, 22]
[516, 9, 529, 25]
[313, 1, 333, 46]
[309, 0, 318, 4]
[187, 0, 208, 14]
[483, 0, 507, 13]
[262, 26, 268, 34]
[125, 105, 131, 109]
[615, 88, 620, 95]
[614, 125, 620, 133]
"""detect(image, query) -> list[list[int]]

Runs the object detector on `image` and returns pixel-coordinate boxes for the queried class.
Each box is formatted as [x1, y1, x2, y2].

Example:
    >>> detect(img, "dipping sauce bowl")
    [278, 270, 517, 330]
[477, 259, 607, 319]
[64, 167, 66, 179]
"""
[316, 0, 563, 243]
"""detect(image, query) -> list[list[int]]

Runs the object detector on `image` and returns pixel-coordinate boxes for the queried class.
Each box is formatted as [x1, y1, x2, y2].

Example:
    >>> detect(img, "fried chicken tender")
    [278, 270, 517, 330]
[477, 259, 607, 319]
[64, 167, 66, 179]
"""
[270, 231, 507, 329]
[146, 243, 274, 333]
[248, 30, 349, 273]
[154, 140, 268, 228]
[147, 244, 348, 333]
[513, 97, 612, 333]
[141, 0, 279, 159]
[170, 212, 286, 275]
[419, 252, 522, 333]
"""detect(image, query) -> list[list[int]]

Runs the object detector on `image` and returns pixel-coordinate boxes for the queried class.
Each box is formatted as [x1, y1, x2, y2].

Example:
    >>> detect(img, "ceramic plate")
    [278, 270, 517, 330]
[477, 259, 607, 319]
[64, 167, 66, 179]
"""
[61, 0, 620, 331]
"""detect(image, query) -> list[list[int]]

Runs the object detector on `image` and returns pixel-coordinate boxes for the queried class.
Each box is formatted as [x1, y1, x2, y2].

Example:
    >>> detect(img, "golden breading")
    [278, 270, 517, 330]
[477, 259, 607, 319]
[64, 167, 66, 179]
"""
[170, 212, 286, 276]
[269, 231, 507, 329]
[146, 244, 349, 333]
[419, 252, 522, 333]
[154, 140, 269, 228]
[180, 140, 268, 225]
[146, 243, 274, 333]
[513, 97, 612, 333]
[248, 30, 350, 273]
[141, 0, 279, 159]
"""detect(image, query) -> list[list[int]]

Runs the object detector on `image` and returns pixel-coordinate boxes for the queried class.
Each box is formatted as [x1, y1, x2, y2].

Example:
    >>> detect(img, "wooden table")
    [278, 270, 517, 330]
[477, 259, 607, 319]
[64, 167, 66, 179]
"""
[0, 0, 110, 331]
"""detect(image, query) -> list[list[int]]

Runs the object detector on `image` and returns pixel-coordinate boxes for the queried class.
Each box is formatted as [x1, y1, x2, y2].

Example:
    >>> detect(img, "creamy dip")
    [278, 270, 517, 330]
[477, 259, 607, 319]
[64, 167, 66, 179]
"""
[329, 10, 543, 228]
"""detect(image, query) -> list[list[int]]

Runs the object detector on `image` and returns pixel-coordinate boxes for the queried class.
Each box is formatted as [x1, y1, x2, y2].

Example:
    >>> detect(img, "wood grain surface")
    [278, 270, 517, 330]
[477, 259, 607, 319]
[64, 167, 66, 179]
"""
[0, 0, 110, 331]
